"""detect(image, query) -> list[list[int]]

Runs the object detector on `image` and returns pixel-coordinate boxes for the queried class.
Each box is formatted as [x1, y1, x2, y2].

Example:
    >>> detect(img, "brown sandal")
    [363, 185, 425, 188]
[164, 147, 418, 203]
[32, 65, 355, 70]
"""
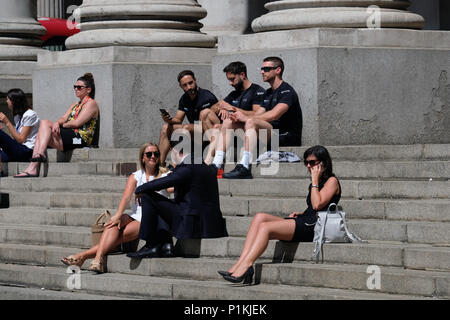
[61, 255, 83, 267]
[87, 259, 104, 273]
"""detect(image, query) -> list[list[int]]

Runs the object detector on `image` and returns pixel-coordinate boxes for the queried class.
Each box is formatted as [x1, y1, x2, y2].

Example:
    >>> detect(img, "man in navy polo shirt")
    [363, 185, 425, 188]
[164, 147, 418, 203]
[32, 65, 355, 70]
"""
[212, 57, 303, 179]
[158, 70, 219, 166]
[204, 61, 266, 165]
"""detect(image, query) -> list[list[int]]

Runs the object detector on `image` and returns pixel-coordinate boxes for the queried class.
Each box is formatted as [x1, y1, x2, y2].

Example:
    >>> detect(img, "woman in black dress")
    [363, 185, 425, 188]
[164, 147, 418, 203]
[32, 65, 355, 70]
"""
[220, 145, 341, 284]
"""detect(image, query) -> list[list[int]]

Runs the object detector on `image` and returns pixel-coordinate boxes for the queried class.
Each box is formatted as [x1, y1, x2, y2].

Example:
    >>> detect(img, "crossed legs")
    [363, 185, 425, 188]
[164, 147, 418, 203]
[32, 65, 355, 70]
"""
[228, 213, 296, 278]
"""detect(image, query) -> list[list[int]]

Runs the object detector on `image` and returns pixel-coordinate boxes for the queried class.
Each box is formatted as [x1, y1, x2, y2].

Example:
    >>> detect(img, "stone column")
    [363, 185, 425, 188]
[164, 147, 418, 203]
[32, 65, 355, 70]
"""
[37, 0, 64, 19]
[65, 0, 216, 49]
[252, 0, 425, 32]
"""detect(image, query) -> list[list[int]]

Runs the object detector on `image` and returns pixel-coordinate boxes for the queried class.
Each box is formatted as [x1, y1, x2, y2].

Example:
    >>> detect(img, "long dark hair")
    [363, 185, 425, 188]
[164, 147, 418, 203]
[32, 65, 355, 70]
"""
[7, 88, 30, 118]
[304, 145, 334, 183]
[77, 73, 95, 99]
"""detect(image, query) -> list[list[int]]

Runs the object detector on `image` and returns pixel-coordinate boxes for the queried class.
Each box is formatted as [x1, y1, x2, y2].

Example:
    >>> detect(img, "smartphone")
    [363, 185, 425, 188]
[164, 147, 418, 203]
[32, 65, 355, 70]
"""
[160, 109, 170, 117]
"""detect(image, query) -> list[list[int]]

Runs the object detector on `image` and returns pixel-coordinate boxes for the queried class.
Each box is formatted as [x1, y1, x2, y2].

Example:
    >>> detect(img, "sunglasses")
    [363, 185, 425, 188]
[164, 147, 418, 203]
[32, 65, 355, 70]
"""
[144, 151, 160, 158]
[73, 85, 87, 90]
[304, 160, 320, 167]
[261, 66, 278, 73]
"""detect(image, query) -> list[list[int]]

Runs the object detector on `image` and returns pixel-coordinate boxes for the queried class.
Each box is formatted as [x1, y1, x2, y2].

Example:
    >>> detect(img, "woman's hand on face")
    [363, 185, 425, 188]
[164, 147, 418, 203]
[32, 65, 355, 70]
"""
[310, 162, 323, 181]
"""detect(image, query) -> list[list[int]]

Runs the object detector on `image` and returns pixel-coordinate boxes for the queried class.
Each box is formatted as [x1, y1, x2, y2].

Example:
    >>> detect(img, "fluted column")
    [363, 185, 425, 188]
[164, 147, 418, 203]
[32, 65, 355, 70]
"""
[37, 0, 64, 19]
[65, 0, 217, 49]
[0, 0, 46, 61]
[252, 0, 425, 32]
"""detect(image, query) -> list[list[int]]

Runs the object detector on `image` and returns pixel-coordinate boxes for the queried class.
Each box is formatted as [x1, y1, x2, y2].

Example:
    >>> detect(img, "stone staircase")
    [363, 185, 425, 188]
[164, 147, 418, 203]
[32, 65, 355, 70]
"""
[0, 144, 449, 300]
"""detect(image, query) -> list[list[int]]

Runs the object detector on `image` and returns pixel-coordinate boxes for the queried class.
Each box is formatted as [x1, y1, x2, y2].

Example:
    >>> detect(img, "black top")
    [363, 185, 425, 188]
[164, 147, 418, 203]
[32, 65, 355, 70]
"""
[303, 175, 341, 217]
[223, 83, 266, 111]
[261, 81, 302, 139]
[178, 88, 218, 123]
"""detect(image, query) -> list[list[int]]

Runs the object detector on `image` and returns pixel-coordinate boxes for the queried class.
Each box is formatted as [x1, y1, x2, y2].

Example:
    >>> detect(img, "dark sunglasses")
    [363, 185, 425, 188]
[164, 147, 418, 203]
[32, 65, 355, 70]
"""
[73, 85, 87, 90]
[261, 66, 278, 72]
[304, 159, 320, 167]
[144, 151, 160, 158]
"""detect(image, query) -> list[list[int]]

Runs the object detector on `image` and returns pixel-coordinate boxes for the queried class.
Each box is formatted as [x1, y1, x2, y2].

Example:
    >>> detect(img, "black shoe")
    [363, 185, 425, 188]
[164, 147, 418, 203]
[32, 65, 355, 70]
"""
[222, 164, 252, 179]
[126, 244, 161, 259]
[218, 270, 231, 277]
[160, 243, 175, 257]
[223, 266, 254, 285]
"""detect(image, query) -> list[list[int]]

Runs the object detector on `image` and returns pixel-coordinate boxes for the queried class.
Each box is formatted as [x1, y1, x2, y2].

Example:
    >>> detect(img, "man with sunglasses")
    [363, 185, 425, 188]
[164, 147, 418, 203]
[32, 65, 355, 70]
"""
[128, 139, 228, 259]
[158, 70, 219, 167]
[212, 56, 302, 179]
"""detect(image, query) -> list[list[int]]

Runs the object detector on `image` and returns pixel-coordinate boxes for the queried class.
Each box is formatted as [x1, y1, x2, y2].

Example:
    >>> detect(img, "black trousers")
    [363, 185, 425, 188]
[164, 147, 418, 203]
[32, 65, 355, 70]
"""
[139, 192, 179, 246]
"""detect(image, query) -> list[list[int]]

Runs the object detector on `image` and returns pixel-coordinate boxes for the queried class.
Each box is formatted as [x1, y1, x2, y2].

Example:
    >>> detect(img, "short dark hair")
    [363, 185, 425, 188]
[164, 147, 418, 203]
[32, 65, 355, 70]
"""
[263, 56, 284, 77]
[7, 88, 30, 117]
[303, 145, 334, 182]
[223, 61, 247, 77]
[77, 73, 95, 99]
[177, 70, 196, 83]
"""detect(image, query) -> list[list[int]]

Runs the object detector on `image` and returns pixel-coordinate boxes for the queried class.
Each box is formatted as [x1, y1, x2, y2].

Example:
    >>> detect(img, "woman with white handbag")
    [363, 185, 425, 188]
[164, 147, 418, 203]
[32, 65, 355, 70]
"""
[219, 145, 341, 284]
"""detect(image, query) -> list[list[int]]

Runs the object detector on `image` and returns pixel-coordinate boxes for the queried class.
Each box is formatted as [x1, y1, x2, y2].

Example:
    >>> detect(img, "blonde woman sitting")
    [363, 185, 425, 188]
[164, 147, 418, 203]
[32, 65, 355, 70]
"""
[61, 142, 171, 273]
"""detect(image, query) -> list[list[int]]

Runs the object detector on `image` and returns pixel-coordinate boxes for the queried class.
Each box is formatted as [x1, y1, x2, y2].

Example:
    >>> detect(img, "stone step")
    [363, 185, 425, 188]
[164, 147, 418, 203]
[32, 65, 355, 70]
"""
[0, 285, 133, 300]
[43, 144, 450, 163]
[3, 159, 448, 179]
[3, 195, 449, 224]
[1, 240, 450, 272]
[4, 161, 139, 177]
[2, 177, 449, 199]
[0, 262, 438, 300]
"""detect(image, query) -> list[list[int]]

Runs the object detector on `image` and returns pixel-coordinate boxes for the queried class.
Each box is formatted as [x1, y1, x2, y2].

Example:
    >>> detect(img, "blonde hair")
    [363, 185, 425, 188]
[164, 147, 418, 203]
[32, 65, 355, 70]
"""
[139, 142, 167, 178]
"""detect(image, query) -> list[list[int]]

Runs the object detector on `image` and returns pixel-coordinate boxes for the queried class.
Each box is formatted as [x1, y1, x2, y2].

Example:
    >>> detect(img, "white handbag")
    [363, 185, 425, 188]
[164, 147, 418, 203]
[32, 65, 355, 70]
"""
[312, 203, 366, 263]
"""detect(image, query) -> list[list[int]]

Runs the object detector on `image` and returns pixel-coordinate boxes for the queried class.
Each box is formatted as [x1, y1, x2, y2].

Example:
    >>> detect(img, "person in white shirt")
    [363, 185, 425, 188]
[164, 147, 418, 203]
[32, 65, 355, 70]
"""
[0, 88, 40, 176]
[61, 142, 172, 273]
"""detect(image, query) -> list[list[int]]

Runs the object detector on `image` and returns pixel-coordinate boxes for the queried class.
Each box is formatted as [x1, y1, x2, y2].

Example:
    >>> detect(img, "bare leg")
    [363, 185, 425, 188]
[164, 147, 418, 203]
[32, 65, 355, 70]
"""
[228, 213, 284, 273]
[199, 109, 220, 132]
[93, 216, 140, 263]
[231, 218, 296, 278]
[159, 123, 184, 166]
[18, 120, 64, 175]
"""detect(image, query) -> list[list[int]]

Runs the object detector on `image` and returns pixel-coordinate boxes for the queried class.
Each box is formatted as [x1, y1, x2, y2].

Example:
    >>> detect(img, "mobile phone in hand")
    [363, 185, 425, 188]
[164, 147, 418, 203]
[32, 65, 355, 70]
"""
[160, 109, 170, 117]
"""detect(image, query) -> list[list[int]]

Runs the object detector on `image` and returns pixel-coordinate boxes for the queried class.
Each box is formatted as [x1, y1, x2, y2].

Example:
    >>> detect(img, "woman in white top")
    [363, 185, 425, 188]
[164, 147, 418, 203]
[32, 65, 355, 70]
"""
[61, 142, 172, 273]
[0, 88, 40, 176]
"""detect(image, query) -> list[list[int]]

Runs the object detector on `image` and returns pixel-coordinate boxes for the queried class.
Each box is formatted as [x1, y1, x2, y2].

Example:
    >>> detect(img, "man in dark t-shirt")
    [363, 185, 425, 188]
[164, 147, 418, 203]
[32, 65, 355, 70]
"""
[158, 70, 219, 165]
[205, 61, 267, 164]
[212, 57, 303, 179]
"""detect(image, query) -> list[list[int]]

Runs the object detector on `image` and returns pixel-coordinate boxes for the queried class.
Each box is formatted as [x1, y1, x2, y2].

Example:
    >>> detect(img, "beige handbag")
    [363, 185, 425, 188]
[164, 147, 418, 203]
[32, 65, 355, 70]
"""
[91, 210, 112, 246]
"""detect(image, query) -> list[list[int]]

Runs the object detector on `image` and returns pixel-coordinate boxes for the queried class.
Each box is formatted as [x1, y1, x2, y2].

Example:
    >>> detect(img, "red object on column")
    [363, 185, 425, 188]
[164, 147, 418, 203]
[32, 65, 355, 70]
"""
[38, 17, 80, 42]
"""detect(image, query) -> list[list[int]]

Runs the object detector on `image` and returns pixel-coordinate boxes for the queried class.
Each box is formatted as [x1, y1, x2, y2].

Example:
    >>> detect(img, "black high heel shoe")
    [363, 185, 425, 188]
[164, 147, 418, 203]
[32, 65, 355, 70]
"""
[31, 153, 48, 163]
[218, 270, 231, 277]
[223, 266, 254, 285]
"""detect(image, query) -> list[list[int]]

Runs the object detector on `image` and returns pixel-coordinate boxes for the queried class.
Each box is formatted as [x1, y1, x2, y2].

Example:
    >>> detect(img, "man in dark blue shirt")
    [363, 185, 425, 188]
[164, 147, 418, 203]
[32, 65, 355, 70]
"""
[212, 57, 303, 179]
[159, 70, 219, 166]
[205, 61, 266, 166]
